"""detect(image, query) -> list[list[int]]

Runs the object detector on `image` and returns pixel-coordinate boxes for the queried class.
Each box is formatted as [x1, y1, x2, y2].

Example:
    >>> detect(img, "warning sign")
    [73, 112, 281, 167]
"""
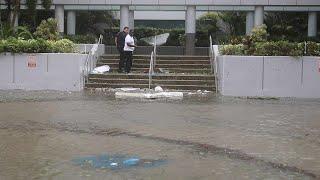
[27, 55, 36, 68]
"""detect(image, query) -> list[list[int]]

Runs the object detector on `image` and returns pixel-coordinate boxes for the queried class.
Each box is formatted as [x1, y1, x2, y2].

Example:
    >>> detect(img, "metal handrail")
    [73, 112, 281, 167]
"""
[149, 51, 154, 89]
[83, 34, 103, 84]
[209, 36, 218, 93]
[148, 36, 158, 89]
[153, 36, 157, 67]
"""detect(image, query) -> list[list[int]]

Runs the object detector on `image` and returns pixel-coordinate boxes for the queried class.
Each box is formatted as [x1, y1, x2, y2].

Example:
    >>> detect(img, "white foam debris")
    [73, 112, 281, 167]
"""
[115, 92, 183, 99]
[154, 86, 164, 92]
[116, 88, 141, 92]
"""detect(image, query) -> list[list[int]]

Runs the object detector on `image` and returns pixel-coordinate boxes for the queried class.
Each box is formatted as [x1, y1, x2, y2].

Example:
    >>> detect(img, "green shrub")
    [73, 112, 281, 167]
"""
[0, 40, 5, 53]
[51, 39, 75, 53]
[0, 38, 75, 53]
[64, 34, 97, 44]
[254, 41, 303, 56]
[306, 41, 320, 56]
[219, 41, 320, 56]
[34, 18, 59, 40]
[219, 44, 244, 55]
[15, 26, 34, 40]
[251, 24, 268, 42]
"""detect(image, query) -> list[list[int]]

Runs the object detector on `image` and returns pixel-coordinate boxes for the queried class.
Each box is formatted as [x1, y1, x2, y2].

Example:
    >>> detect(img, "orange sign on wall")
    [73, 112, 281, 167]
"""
[27, 55, 37, 68]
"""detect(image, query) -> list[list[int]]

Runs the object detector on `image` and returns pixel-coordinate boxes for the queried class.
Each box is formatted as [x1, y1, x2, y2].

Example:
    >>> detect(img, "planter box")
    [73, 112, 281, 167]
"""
[217, 55, 320, 98]
[0, 53, 87, 91]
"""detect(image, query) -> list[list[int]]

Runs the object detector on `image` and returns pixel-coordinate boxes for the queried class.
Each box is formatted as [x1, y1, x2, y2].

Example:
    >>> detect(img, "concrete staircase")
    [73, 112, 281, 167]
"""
[85, 55, 215, 91]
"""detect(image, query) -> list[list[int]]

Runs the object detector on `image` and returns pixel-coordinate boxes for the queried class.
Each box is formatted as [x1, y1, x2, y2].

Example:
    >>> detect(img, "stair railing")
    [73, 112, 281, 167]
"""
[209, 36, 218, 93]
[149, 51, 155, 89]
[83, 34, 103, 85]
[153, 36, 157, 67]
[148, 36, 157, 89]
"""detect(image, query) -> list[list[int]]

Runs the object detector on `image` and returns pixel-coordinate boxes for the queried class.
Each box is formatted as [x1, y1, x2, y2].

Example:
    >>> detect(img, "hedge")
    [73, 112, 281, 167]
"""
[0, 38, 75, 53]
[219, 25, 320, 56]
[219, 41, 320, 56]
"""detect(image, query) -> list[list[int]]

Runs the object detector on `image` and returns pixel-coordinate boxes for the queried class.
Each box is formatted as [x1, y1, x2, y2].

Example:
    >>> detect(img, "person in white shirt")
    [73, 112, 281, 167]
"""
[123, 29, 137, 73]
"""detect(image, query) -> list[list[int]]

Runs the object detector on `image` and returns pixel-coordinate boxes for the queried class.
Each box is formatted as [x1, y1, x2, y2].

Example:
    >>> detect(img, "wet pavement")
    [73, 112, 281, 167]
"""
[0, 90, 319, 180]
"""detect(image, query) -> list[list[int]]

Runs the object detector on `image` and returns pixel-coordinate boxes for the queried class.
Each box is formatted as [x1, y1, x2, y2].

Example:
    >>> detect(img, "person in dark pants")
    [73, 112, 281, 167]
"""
[115, 27, 129, 73]
[124, 30, 137, 74]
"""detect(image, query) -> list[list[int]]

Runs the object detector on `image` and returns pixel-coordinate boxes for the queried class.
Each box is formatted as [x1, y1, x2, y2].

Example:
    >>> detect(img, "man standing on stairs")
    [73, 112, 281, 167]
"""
[115, 27, 129, 73]
[124, 29, 137, 74]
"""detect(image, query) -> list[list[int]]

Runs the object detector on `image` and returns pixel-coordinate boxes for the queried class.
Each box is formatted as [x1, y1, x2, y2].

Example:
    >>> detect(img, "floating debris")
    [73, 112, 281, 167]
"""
[115, 91, 183, 100]
[72, 154, 166, 170]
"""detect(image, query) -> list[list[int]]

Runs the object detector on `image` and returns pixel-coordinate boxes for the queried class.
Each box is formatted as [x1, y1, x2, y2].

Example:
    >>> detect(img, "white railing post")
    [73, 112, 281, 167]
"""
[153, 35, 157, 68]
[149, 51, 154, 89]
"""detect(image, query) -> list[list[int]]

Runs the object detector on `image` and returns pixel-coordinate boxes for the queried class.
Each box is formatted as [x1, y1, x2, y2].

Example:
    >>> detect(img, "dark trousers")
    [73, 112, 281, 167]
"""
[117, 47, 125, 71]
[124, 51, 133, 73]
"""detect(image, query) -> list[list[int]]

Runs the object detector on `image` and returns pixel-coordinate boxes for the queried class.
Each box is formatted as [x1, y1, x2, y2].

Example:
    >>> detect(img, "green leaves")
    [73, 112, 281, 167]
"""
[220, 41, 320, 56]
[34, 18, 59, 41]
[64, 35, 97, 44]
[50, 39, 75, 53]
[0, 38, 75, 54]
[220, 25, 320, 56]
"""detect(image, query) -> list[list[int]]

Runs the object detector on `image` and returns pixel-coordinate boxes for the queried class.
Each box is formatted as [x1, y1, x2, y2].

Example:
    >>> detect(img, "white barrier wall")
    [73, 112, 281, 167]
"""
[0, 53, 87, 91]
[217, 56, 320, 98]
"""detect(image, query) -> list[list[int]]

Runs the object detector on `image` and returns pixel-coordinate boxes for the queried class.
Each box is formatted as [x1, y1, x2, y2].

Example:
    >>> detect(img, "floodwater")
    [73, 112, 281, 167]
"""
[0, 90, 319, 180]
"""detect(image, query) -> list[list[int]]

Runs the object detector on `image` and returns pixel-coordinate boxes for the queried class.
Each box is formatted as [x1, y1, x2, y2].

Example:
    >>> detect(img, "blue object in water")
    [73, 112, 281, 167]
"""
[123, 158, 140, 166]
[72, 154, 166, 170]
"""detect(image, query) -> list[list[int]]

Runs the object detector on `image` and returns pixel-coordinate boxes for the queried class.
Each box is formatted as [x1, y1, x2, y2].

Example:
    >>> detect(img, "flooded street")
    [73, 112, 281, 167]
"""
[0, 90, 319, 180]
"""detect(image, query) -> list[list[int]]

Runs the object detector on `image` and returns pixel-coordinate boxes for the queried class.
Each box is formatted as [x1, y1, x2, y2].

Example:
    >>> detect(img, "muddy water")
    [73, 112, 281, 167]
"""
[0, 90, 319, 180]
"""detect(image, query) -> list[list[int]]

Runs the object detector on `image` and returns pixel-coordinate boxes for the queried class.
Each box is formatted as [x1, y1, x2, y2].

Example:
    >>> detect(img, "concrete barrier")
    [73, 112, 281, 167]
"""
[0, 53, 87, 91]
[217, 56, 320, 98]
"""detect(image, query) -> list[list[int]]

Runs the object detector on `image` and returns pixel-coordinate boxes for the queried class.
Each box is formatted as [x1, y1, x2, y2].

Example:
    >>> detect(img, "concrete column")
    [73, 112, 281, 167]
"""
[308, 12, 318, 37]
[9, 12, 18, 28]
[185, 5, 196, 55]
[254, 6, 264, 27]
[67, 11, 76, 35]
[246, 11, 254, 35]
[120, 5, 129, 31]
[55, 5, 65, 34]
[129, 10, 135, 30]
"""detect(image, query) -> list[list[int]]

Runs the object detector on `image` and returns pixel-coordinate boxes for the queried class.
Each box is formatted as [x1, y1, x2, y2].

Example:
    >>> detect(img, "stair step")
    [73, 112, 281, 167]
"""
[88, 74, 215, 80]
[96, 63, 211, 69]
[88, 78, 215, 85]
[100, 55, 209, 60]
[85, 83, 215, 90]
[99, 59, 211, 65]
[87, 54, 214, 91]
[102, 68, 211, 73]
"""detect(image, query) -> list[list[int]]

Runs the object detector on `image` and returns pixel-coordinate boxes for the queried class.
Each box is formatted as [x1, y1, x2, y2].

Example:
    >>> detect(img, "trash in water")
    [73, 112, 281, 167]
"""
[115, 91, 183, 100]
[72, 154, 166, 170]
[116, 88, 141, 92]
[154, 86, 164, 92]
[91, 65, 110, 74]
[123, 158, 140, 166]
